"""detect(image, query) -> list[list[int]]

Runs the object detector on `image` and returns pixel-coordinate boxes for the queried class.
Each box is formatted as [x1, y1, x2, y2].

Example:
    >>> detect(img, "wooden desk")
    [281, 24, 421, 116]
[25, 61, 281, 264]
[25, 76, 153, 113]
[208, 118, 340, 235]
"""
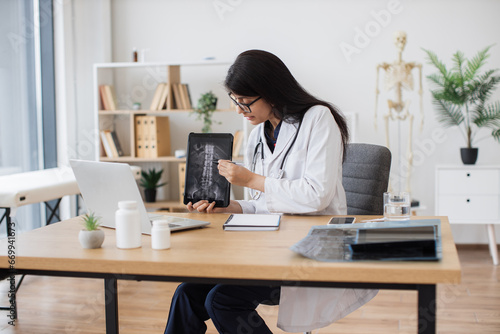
[0, 214, 461, 334]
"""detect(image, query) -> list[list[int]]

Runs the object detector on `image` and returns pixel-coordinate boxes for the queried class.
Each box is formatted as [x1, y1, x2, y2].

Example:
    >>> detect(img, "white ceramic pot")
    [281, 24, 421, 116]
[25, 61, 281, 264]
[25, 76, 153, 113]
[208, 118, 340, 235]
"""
[78, 229, 105, 249]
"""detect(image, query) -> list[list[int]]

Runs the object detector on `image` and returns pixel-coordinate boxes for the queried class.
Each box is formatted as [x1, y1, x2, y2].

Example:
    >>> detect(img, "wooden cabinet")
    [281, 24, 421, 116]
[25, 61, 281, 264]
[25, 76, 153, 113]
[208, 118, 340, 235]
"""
[435, 165, 499, 265]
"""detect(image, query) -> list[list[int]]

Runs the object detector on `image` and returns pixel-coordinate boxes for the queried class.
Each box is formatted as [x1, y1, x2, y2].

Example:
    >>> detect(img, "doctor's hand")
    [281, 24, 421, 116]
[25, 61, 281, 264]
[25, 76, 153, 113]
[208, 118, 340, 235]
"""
[217, 160, 265, 192]
[187, 200, 243, 214]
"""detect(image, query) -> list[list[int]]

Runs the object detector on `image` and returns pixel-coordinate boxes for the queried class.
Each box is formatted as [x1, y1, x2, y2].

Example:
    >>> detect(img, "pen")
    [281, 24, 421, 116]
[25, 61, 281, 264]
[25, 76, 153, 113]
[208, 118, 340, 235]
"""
[212, 159, 243, 166]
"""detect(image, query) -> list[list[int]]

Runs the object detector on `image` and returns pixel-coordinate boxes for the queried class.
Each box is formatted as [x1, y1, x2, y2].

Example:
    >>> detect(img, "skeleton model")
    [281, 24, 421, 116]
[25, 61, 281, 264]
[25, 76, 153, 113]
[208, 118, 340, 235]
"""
[374, 31, 423, 193]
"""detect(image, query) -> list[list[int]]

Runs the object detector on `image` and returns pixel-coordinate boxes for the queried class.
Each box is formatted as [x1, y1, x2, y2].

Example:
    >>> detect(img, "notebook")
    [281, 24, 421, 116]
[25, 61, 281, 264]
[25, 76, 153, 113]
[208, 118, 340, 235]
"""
[70, 160, 210, 234]
[223, 214, 281, 231]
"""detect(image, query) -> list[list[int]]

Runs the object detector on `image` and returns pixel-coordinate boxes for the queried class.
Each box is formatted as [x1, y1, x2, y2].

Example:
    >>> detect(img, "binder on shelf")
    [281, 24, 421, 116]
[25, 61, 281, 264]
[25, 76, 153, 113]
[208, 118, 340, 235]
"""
[135, 116, 146, 158]
[223, 214, 281, 231]
[147, 116, 171, 157]
[150, 83, 165, 110]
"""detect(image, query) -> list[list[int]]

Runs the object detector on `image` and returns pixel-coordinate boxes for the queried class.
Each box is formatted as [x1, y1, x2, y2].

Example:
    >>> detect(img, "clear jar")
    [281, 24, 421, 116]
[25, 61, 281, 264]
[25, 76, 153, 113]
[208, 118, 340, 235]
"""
[115, 200, 142, 249]
[151, 219, 171, 250]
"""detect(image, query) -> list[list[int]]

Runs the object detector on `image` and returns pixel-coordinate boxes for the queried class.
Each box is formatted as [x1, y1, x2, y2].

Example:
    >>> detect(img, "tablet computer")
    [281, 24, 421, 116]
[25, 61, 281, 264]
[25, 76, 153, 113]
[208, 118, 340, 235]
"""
[183, 133, 233, 207]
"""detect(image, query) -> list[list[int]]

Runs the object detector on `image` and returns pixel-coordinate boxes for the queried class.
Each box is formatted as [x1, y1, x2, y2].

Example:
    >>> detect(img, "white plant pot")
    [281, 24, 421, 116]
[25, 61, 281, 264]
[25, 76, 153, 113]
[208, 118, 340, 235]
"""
[79, 229, 105, 249]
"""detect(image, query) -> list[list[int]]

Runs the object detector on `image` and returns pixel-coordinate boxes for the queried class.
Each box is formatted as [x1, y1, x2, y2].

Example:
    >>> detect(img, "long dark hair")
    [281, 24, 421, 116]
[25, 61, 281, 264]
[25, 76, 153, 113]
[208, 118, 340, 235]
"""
[224, 49, 349, 158]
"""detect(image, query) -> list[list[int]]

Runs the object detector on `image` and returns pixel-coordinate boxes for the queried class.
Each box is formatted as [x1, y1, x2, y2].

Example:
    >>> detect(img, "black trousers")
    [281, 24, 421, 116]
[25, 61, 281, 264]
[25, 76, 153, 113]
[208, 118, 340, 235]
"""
[164, 283, 281, 334]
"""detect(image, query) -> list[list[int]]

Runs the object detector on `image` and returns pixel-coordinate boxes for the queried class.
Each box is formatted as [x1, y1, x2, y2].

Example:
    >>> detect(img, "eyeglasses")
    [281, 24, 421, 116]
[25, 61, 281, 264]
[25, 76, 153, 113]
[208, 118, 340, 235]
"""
[228, 93, 262, 113]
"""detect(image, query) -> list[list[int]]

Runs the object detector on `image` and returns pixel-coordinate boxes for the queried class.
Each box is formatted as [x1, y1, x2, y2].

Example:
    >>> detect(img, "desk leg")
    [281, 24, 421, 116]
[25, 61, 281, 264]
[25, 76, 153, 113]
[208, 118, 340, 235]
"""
[417, 284, 436, 334]
[104, 278, 119, 334]
[486, 224, 499, 266]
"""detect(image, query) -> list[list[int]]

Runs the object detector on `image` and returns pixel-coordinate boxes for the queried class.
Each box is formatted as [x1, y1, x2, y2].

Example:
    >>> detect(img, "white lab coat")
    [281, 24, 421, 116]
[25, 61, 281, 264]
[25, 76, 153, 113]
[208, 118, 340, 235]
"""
[236, 105, 378, 332]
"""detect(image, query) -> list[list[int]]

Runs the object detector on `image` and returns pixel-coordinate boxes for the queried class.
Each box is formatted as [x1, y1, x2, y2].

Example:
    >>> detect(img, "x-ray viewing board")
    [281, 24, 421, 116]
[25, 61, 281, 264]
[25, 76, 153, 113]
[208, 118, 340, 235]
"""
[183, 133, 233, 207]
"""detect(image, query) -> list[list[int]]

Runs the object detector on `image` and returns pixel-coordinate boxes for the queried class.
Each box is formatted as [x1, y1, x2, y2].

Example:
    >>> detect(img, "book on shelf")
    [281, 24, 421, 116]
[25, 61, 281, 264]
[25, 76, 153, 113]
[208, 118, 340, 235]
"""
[157, 83, 169, 110]
[104, 130, 119, 158]
[178, 163, 186, 203]
[222, 214, 281, 231]
[110, 130, 124, 156]
[99, 84, 117, 111]
[180, 84, 192, 109]
[171, 83, 184, 109]
[149, 83, 165, 110]
[232, 130, 244, 157]
[99, 85, 111, 110]
[100, 130, 115, 158]
[104, 85, 117, 110]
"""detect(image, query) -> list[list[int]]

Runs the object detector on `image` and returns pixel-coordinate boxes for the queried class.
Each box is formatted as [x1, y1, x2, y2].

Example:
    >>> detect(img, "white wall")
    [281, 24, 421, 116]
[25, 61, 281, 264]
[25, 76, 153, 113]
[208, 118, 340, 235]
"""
[81, 0, 500, 243]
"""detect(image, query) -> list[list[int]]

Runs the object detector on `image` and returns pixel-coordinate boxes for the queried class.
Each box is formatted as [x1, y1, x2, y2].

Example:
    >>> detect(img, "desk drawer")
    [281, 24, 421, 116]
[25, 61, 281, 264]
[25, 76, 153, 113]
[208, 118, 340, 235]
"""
[438, 169, 499, 195]
[437, 195, 500, 221]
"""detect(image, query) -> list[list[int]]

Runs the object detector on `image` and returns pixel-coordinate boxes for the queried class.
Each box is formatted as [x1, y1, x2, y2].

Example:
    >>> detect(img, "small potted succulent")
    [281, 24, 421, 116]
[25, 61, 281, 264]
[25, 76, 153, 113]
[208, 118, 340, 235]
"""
[78, 212, 105, 249]
[192, 91, 219, 133]
[139, 167, 167, 202]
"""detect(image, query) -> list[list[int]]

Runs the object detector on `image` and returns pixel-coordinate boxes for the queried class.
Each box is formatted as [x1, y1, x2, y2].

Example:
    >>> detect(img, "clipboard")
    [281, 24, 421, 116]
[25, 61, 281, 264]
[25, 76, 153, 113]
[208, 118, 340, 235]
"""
[183, 133, 233, 207]
[223, 214, 281, 231]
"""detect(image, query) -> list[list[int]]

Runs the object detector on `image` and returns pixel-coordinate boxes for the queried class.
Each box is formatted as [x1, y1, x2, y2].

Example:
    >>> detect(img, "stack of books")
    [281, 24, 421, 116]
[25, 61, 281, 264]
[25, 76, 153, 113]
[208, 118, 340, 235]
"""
[149, 82, 192, 110]
[100, 130, 123, 158]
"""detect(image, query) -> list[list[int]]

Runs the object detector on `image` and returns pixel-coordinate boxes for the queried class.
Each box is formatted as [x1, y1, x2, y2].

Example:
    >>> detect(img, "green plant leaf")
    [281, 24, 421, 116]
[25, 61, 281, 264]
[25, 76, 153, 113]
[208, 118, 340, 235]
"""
[140, 168, 166, 189]
[474, 101, 500, 127]
[432, 99, 464, 127]
[82, 211, 101, 231]
[423, 48, 448, 79]
[464, 45, 492, 81]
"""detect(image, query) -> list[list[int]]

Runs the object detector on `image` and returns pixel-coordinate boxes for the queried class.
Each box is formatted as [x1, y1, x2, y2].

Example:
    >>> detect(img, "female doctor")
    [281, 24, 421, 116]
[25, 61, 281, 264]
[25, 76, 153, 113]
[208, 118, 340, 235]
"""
[165, 50, 377, 334]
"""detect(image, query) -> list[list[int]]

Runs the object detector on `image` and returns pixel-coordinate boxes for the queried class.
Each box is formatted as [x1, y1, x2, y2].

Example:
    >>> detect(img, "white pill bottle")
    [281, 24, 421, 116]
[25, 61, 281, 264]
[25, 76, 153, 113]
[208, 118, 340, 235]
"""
[151, 219, 171, 250]
[115, 200, 142, 249]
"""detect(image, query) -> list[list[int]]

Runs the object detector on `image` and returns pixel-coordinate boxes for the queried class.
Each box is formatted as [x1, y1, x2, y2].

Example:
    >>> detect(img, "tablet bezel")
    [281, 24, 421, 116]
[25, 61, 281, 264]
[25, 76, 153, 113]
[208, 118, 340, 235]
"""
[183, 133, 233, 207]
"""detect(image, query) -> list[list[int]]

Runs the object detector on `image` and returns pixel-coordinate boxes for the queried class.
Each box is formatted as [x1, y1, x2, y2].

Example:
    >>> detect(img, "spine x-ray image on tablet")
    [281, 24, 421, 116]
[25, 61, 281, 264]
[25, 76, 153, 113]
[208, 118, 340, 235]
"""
[184, 133, 233, 207]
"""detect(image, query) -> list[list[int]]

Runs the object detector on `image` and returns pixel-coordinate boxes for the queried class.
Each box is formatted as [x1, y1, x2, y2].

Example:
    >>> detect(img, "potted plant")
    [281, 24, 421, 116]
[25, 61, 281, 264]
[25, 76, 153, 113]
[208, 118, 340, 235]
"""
[192, 91, 219, 133]
[423, 46, 500, 164]
[78, 212, 105, 249]
[139, 167, 167, 202]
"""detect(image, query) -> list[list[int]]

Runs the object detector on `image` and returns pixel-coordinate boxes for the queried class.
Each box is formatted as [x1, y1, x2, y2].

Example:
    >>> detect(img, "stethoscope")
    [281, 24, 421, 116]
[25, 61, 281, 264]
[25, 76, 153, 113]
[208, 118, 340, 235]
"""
[250, 120, 302, 200]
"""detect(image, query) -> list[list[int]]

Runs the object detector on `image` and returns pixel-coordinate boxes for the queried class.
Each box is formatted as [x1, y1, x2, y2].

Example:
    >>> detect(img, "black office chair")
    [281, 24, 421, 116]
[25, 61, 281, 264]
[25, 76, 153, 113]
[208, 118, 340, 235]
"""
[303, 143, 391, 334]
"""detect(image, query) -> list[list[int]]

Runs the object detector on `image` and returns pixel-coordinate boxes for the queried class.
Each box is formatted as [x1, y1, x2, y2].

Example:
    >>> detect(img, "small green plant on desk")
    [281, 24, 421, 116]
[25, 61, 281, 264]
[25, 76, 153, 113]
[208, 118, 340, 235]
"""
[140, 168, 167, 203]
[192, 91, 219, 133]
[79, 212, 105, 249]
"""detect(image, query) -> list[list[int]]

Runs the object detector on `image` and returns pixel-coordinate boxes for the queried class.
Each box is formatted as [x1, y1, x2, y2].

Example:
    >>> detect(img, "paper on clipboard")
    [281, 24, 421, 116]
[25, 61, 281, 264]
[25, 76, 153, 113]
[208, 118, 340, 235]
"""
[223, 214, 281, 231]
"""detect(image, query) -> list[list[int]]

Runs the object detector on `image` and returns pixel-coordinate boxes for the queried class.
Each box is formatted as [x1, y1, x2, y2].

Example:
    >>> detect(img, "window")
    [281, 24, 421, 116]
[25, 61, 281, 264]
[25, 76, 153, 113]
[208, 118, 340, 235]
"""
[0, 0, 57, 233]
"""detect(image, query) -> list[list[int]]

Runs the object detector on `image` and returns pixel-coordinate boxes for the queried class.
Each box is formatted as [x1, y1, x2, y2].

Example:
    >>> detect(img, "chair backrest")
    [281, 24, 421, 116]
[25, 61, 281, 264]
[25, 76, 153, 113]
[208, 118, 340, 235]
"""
[342, 143, 391, 215]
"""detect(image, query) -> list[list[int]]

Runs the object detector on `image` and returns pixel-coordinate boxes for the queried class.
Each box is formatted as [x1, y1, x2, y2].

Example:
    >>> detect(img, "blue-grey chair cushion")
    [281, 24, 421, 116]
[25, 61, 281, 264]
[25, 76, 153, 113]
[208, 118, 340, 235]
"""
[342, 143, 391, 215]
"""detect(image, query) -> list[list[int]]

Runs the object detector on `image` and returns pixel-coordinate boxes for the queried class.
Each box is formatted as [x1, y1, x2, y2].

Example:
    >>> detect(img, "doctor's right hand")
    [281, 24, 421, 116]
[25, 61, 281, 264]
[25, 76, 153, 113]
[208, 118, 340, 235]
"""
[187, 200, 243, 214]
[217, 160, 265, 193]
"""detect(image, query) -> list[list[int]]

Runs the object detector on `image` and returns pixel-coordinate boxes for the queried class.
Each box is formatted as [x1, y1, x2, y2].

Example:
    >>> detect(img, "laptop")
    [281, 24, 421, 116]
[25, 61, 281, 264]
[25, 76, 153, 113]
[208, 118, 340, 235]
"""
[69, 159, 210, 234]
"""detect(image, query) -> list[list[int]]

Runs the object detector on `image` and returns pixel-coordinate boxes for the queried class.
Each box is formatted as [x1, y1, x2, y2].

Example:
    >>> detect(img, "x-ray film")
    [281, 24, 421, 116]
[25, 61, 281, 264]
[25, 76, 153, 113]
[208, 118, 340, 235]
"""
[184, 133, 233, 207]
